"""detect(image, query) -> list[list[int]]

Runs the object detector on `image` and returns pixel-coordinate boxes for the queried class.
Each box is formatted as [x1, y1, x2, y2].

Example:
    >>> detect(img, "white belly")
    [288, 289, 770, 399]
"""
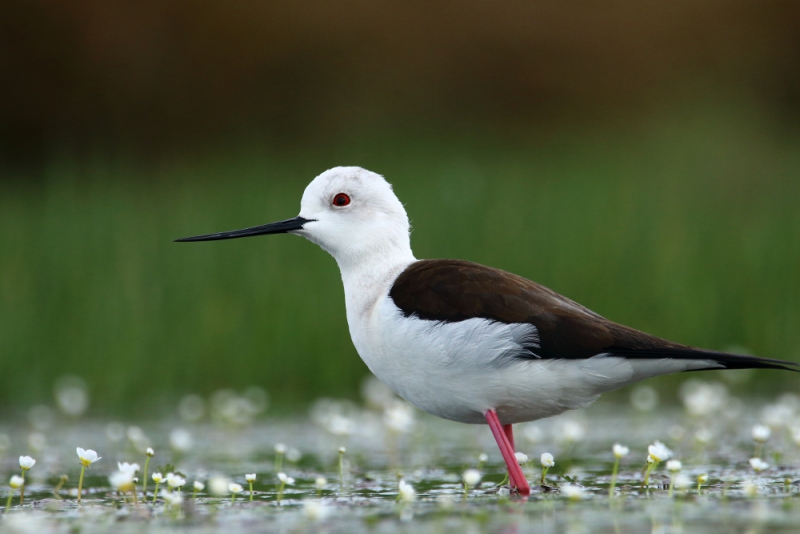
[348, 297, 713, 424]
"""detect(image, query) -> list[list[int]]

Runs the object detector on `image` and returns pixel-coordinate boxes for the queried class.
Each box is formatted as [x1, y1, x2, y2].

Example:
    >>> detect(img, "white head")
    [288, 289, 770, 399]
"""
[176, 166, 414, 269]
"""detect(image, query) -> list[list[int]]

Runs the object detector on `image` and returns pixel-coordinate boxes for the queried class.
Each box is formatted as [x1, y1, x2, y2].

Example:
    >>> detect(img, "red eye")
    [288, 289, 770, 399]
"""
[333, 193, 351, 207]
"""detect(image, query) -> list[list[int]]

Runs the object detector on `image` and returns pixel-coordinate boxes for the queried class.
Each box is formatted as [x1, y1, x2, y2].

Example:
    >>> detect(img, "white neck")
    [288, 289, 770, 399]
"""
[337, 245, 416, 323]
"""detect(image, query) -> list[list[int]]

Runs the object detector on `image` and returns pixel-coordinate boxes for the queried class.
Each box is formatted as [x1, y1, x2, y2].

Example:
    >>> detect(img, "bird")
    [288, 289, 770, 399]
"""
[177, 166, 797, 495]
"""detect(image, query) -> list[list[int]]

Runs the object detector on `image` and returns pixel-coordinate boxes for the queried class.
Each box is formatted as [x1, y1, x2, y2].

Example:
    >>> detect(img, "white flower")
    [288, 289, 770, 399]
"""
[117, 462, 140, 475]
[478, 453, 488, 463]
[697, 473, 708, 484]
[304, 501, 332, 521]
[752, 424, 771, 443]
[514, 452, 528, 465]
[166, 473, 186, 489]
[146, 447, 155, 457]
[398, 480, 416, 502]
[193, 480, 204, 491]
[76, 448, 101, 467]
[277, 472, 295, 485]
[161, 489, 184, 507]
[612, 444, 629, 458]
[666, 460, 682, 473]
[749, 458, 769, 473]
[228, 483, 243, 494]
[208, 476, 230, 496]
[286, 448, 302, 463]
[694, 428, 713, 444]
[679, 380, 727, 417]
[9, 475, 24, 489]
[648, 441, 672, 462]
[245, 473, 256, 482]
[561, 484, 586, 501]
[560, 420, 585, 443]
[674, 474, 692, 490]
[338, 447, 346, 454]
[152, 472, 164, 483]
[383, 401, 415, 434]
[540, 452, 555, 468]
[274, 443, 287, 454]
[743, 480, 759, 497]
[462, 469, 482, 487]
[169, 428, 193, 452]
[19, 456, 36, 470]
[109, 470, 136, 492]
[315, 476, 327, 490]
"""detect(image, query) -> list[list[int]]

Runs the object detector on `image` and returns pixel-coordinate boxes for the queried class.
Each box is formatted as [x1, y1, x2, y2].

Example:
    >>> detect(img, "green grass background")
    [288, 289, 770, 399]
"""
[1, 104, 799, 415]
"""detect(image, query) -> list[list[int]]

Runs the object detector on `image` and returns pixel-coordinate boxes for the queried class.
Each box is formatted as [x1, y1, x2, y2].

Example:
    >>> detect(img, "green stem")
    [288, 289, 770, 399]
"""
[5, 491, 12, 513]
[53, 475, 68, 500]
[142, 457, 150, 496]
[132, 485, 139, 505]
[609, 458, 620, 498]
[193, 486, 198, 500]
[19, 471, 25, 506]
[230, 493, 235, 504]
[643, 462, 656, 495]
[249, 482, 254, 501]
[540, 467, 550, 486]
[338, 452, 345, 483]
[77, 465, 86, 504]
[152, 482, 160, 504]
[277, 481, 285, 504]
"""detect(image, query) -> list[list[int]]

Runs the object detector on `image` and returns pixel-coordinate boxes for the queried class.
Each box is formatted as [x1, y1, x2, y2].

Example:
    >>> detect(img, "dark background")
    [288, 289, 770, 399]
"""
[1, 0, 799, 414]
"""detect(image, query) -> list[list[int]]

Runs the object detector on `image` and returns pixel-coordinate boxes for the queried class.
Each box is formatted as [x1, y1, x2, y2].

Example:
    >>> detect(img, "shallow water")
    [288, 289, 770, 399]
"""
[2, 393, 800, 534]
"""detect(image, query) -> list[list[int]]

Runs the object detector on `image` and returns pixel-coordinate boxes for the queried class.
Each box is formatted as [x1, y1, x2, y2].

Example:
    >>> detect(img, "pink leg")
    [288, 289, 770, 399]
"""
[503, 424, 515, 452]
[485, 410, 530, 495]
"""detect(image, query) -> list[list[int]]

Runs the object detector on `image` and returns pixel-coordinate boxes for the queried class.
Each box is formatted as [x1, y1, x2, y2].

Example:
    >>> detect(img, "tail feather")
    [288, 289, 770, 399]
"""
[609, 347, 799, 373]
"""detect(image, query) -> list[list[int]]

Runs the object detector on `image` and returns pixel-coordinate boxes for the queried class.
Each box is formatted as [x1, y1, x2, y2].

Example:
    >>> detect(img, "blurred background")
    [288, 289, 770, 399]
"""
[1, 0, 799, 416]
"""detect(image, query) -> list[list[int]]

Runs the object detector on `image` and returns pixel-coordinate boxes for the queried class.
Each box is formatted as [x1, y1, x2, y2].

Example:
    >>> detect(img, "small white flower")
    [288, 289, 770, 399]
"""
[166, 473, 186, 489]
[514, 452, 529, 465]
[743, 480, 759, 497]
[169, 428, 193, 452]
[228, 483, 243, 494]
[315, 477, 327, 490]
[478, 453, 488, 463]
[749, 457, 769, 473]
[697, 473, 709, 484]
[462, 469, 482, 487]
[117, 462, 140, 475]
[152, 472, 164, 483]
[277, 472, 295, 485]
[560, 420, 586, 443]
[109, 470, 136, 492]
[383, 400, 415, 434]
[304, 501, 331, 521]
[193, 480, 204, 491]
[19, 456, 36, 470]
[612, 444, 629, 458]
[674, 474, 692, 490]
[338, 446, 346, 454]
[648, 441, 672, 462]
[76, 448, 101, 467]
[245, 473, 256, 482]
[274, 443, 287, 454]
[286, 448, 302, 463]
[540, 452, 555, 468]
[694, 428, 713, 444]
[561, 484, 586, 501]
[208, 476, 230, 496]
[146, 447, 155, 457]
[162, 489, 184, 507]
[752, 424, 771, 443]
[9, 475, 24, 489]
[398, 479, 416, 502]
[667, 460, 682, 473]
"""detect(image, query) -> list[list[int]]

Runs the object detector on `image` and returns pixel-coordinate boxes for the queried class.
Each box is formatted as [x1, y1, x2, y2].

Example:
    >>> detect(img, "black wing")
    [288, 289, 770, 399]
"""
[389, 259, 798, 371]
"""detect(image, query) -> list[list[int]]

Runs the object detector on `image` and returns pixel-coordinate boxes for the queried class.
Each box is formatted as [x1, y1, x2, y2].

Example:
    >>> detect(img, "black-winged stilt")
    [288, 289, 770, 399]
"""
[177, 166, 798, 495]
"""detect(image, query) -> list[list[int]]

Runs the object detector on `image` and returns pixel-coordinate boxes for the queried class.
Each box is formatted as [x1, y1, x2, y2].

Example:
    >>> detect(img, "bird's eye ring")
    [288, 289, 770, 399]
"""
[333, 193, 351, 207]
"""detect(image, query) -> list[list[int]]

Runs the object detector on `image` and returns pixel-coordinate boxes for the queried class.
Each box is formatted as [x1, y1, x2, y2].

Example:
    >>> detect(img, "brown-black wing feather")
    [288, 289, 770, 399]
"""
[389, 259, 798, 371]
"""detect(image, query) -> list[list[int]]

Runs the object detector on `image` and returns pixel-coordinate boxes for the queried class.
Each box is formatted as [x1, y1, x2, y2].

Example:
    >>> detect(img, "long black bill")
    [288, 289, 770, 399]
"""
[175, 216, 312, 242]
